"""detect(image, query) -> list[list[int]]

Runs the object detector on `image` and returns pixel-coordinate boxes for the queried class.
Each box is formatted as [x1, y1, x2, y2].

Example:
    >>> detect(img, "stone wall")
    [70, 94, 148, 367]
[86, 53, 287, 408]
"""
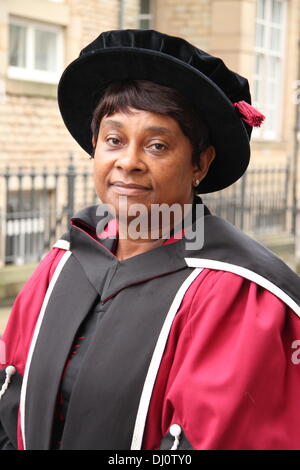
[0, 0, 140, 170]
[0, 0, 299, 170]
[0, 0, 299, 235]
[154, 0, 211, 50]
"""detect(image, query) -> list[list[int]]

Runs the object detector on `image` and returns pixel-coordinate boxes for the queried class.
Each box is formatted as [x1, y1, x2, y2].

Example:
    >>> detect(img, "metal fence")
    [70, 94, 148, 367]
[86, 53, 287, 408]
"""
[0, 155, 97, 265]
[0, 154, 293, 265]
[202, 164, 291, 234]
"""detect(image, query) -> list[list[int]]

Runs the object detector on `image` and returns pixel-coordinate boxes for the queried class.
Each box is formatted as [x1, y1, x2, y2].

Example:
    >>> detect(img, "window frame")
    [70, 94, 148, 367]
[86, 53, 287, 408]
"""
[252, 0, 288, 142]
[8, 16, 64, 85]
[139, 0, 154, 29]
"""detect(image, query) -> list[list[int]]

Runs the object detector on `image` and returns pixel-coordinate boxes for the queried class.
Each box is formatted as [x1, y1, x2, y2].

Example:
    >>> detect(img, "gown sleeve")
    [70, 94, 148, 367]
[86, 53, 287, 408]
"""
[0, 247, 66, 450]
[143, 269, 300, 450]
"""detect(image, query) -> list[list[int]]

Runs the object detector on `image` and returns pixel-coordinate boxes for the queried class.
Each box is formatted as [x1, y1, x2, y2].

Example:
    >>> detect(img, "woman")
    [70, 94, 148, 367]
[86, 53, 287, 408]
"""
[1, 29, 300, 450]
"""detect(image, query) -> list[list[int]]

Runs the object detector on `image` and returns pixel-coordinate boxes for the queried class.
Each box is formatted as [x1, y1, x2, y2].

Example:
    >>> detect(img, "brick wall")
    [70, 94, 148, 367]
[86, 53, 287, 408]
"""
[0, 0, 299, 268]
[0, 0, 144, 170]
[155, 0, 211, 50]
[0, 0, 299, 171]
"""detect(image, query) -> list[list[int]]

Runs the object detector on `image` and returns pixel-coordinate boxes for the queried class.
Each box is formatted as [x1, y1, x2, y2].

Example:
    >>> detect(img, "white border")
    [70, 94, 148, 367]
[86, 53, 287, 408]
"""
[130, 267, 203, 450]
[185, 258, 300, 318]
[19, 250, 72, 449]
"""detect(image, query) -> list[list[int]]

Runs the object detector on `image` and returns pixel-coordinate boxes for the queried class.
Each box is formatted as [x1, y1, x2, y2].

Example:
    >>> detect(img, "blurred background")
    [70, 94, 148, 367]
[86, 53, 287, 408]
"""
[0, 0, 300, 332]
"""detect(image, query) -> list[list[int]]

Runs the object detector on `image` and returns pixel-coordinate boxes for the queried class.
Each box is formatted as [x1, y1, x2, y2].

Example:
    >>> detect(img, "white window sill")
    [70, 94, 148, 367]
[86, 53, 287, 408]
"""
[8, 67, 60, 85]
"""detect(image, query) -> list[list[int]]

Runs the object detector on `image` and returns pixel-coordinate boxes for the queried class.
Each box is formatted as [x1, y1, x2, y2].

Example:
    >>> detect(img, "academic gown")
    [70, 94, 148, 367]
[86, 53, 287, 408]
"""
[1, 201, 300, 450]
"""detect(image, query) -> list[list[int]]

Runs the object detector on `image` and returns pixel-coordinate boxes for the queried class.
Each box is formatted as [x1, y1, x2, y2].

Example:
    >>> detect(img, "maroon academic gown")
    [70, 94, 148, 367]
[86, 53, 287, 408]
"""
[1, 203, 300, 450]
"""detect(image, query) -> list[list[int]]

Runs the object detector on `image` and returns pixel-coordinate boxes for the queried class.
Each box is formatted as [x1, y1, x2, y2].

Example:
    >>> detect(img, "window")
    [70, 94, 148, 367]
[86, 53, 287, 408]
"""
[139, 0, 153, 29]
[5, 190, 52, 265]
[8, 17, 64, 84]
[253, 0, 287, 140]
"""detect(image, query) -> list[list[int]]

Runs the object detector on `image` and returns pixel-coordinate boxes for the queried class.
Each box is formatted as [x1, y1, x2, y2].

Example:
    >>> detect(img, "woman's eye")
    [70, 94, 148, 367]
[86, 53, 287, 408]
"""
[149, 143, 167, 152]
[106, 137, 121, 146]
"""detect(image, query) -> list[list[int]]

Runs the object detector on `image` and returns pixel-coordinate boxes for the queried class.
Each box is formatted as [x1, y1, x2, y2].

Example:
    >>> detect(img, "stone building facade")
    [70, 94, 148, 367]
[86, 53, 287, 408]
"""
[0, 0, 299, 168]
[0, 0, 299, 266]
[0, 0, 140, 168]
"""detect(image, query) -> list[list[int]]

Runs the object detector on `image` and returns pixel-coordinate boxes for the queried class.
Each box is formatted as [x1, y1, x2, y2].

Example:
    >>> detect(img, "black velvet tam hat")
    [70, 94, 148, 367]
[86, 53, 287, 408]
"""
[58, 29, 265, 193]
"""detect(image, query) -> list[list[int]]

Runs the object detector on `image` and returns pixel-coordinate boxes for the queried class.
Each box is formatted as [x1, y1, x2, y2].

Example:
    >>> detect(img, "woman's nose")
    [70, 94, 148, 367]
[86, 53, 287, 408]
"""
[115, 145, 146, 172]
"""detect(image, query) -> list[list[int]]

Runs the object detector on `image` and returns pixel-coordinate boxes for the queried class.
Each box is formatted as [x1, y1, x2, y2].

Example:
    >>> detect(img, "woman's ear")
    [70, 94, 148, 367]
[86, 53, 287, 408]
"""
[194, 145, 216, 183]
[92, 136, 96, 148]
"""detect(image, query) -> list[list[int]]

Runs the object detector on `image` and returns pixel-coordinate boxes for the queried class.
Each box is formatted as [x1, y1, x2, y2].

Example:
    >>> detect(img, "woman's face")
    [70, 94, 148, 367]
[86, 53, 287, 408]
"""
[92, 108, 215, 221]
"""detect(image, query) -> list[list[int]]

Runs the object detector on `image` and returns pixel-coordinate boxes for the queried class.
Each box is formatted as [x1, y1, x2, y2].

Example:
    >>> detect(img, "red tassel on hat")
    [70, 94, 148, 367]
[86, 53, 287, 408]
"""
[233, 100, 265, 127]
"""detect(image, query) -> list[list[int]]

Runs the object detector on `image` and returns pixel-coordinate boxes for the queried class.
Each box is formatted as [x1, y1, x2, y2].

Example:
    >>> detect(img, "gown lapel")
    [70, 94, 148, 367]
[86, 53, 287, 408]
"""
[59, 240, 191, 449]
[24, 254, 99, 449]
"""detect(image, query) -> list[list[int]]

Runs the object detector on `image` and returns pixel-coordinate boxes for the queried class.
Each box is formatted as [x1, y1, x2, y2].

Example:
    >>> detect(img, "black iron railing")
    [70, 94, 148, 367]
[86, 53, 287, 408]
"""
[0, 154, 293, 265]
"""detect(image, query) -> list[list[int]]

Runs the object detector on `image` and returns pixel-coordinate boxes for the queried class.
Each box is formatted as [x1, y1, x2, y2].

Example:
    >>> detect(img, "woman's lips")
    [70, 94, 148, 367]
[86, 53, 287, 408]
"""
[110, 181, 151, 196]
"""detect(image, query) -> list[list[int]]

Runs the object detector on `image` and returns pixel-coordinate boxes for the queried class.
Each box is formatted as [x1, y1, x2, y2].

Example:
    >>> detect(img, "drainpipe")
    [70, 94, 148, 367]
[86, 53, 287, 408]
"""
[119, 0, 125, 29]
